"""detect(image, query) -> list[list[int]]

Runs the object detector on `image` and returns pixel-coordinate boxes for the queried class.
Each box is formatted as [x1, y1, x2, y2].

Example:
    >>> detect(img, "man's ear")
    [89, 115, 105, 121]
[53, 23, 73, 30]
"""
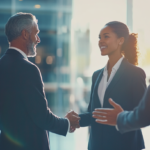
[21, 29, 29, 40]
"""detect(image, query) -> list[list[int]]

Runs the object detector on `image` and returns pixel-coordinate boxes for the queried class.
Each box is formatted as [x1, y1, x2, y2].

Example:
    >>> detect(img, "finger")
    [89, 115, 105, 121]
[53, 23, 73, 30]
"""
[70, 128, 76, 133]
[72, 115, 80, 120]
[70, 126, 75, 130]
[92, 115, 107, 120]
[95, 119, 115, 126]
[71, 128, 76, 132]
[68, 110, 79, 117]
[69, 110, 73, 113]
[108, 98, 120, 109]
[71, 124, 78, 128]
[76, 124, 80, 128]
[93, 110, 113, 115]
[72, 111, 79, 117]
[94, 108, 113, 112]
[96, 119, 109, 124]
[75, 122, 80, 128]
[72, 120, 80, 127]
[69, 127, 76, 133]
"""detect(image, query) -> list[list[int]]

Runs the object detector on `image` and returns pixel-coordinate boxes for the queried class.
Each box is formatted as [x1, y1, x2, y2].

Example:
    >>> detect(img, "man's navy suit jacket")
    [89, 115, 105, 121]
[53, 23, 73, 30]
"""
[0, 49, 68, 150]
[79, 58, 146, 150]
[118, 85, 150, 133]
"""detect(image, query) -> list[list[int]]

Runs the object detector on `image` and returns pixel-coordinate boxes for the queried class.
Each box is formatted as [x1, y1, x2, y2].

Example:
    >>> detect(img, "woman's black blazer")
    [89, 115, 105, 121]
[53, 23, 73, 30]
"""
[79, 58, 146, 150]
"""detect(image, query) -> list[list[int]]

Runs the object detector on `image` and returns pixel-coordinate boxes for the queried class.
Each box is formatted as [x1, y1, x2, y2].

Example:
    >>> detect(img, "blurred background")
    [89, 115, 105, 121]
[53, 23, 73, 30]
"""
[0, 0, 150, 149]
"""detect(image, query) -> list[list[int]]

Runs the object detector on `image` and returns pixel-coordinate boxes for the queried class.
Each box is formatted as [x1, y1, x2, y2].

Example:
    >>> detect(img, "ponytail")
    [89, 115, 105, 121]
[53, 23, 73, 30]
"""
[105, 21, 139, 66]
[121, 33, 139, 65]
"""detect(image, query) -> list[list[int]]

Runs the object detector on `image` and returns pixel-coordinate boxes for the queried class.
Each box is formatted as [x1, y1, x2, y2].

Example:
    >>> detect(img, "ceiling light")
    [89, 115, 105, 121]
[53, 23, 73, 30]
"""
[34, 5, 41, 9]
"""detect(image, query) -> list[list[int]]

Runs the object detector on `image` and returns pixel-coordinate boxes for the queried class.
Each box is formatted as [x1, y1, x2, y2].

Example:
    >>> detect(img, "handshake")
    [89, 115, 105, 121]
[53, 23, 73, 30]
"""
[65, 110, 80, 133]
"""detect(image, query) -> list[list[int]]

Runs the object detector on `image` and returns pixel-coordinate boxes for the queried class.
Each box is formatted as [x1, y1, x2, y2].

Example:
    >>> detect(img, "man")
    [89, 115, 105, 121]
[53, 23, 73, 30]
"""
[92, 86, 150, 134]
[0, 12, 80, 150]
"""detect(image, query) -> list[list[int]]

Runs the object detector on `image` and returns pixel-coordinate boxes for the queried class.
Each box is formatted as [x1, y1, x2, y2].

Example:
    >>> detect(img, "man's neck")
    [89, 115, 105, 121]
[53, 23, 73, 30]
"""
[9, 46, 28, 60]
[10, 40, 28, 55]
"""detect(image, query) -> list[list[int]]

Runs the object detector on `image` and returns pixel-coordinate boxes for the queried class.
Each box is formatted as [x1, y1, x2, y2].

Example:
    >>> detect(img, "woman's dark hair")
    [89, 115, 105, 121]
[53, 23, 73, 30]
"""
[105, 21, 139, 65]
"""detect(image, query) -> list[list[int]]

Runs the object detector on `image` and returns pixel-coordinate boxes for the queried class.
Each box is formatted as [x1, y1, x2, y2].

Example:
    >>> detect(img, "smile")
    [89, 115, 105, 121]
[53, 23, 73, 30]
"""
[100, 46, 107, 50]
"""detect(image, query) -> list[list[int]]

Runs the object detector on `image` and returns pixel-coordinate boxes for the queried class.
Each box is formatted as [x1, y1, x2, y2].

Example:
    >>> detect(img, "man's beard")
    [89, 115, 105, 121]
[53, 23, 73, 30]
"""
[27, 36, 37, 57]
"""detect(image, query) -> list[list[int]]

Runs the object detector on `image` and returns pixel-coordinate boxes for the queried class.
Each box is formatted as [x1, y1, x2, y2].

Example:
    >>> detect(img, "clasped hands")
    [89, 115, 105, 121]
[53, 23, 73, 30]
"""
[65, 110, 80, 133]
[65, 98, 124, 132]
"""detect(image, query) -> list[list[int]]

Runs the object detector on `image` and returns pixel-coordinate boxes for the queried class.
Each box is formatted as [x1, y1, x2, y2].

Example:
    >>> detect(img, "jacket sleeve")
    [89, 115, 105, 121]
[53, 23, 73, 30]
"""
[132, 68, 146, 107]
[79, 71, 96, 127]
[22, 64, 68, 136]
[117, 86, 150, 133]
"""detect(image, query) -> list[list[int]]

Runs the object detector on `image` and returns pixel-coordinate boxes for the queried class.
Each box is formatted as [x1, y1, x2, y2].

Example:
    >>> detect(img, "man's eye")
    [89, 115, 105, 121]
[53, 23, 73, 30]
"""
[99, 37, 101, 39]
[105, 36, 109, 38]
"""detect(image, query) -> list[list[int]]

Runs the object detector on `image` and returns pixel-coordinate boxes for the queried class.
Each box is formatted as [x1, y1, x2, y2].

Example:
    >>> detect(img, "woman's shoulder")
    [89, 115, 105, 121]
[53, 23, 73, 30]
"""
[91, 69, 104, 83]
[92, 68, 104, 78]
[124, 60, 146, 77]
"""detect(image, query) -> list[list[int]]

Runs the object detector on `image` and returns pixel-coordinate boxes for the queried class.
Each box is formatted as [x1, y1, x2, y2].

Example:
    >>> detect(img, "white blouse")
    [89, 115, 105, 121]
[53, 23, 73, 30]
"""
[98, 57, 124, 107]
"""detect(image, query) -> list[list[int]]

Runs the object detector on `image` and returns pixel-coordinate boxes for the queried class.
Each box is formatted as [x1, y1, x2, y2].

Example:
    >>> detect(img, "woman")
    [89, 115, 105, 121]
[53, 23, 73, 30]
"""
[79, 21, 146, 150]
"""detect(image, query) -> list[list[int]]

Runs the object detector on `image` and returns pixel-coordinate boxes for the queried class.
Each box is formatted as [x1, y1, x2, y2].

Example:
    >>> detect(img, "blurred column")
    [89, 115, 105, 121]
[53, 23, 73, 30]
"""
[11, 0, 16, 15]
[56, 1, 63, 116]
[55, 2, 64, 150]
[70, 18, 77, 111]
[127, 0, 133, 32]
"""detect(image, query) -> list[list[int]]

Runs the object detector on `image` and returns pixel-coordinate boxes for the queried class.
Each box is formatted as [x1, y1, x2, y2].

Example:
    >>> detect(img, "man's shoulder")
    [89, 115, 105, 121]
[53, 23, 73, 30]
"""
[23, 60, 40, 72]
[20, 60, 41, 79]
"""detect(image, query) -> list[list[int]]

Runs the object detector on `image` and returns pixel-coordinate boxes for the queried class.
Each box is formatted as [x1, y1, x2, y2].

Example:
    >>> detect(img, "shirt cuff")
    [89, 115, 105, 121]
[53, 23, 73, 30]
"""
[115, 125, 119, 131]
[66, 118, 70, 133]
[115, 113, 120, 131]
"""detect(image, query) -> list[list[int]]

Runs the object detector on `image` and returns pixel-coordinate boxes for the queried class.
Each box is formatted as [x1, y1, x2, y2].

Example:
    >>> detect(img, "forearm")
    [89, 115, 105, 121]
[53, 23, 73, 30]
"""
[49, 117, 68, 136]
[79, 112, 91, 127]
[117, 111, 139, 133]
[118, 86, 150, 133]
[117, 107, 150, 134]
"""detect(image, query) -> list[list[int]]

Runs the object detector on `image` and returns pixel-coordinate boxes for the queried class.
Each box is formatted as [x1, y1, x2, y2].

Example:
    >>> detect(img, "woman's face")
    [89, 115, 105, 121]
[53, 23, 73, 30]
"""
[98, 26, 122, 56]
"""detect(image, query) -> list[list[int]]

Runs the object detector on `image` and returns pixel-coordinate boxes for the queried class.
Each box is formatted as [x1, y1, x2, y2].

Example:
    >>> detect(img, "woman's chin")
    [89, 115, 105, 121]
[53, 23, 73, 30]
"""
[101, 52, 107, 56]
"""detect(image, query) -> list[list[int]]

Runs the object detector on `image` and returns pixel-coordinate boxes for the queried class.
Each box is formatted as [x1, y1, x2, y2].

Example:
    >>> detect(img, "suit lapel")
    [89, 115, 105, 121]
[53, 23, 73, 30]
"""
[103, 58, 128, 107]
[92, 68, 104, 108]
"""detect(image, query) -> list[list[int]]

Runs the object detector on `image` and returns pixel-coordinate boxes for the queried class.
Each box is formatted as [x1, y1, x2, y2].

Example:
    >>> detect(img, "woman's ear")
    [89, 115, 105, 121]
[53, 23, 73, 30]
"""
[119, 37, 124, 45]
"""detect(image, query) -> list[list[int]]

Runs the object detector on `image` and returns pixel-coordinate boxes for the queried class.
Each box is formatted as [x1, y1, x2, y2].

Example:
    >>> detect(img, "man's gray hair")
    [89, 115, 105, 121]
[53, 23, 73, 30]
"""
[5, 12, 37, 42]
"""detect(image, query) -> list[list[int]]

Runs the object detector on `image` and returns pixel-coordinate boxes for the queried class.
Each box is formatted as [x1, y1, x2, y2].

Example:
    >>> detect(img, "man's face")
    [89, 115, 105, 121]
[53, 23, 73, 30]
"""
[27, 22, 40, 57]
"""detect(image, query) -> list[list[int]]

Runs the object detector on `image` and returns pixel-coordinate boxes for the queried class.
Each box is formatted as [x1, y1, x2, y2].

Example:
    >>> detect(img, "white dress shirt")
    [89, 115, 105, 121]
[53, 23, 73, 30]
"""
[98, 57, 124, 107]
[9, 46, 71, 132]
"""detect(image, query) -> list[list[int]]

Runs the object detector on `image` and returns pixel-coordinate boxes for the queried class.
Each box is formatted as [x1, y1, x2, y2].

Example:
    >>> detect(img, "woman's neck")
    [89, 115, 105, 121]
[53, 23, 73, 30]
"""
[107, 53, 122, 71]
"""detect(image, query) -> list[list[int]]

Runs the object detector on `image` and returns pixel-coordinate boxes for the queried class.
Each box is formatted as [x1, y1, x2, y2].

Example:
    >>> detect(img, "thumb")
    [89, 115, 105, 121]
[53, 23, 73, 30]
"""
[108, 98, 120, 109]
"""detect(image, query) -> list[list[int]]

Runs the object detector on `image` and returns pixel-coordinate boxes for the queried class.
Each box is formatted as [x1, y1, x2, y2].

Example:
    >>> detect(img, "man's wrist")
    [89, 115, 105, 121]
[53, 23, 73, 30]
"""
[115, 112, 121, 131]
[65, 118, 70, 132]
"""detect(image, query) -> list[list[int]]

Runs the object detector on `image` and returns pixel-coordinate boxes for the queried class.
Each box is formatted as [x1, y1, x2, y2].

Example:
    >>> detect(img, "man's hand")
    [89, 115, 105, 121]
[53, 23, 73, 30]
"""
[69, 126, 76, 133]
[65, 110, 80, 131]
[92, 98, 124, 126]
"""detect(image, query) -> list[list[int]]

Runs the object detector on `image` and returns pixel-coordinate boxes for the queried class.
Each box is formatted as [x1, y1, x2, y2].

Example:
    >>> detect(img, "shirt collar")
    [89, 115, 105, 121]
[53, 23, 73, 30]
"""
[9, 46, 28, 60]
[103, 57, 124, 75]
[112, 56, 124, 71]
